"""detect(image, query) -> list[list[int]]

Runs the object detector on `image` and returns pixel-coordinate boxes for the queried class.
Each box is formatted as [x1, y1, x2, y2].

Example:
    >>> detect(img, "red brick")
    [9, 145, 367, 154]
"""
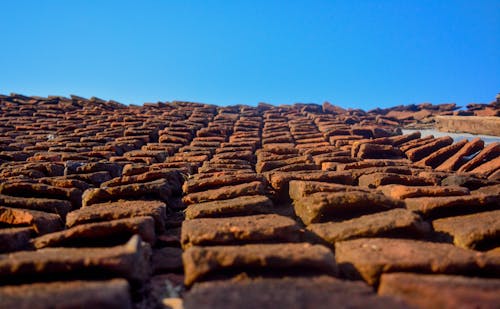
[0, 279, 133, 309]
[379, 273, 500, 309]
[184, 276, 409, 309]
[183, 243, 336, 286]
[335, 238, 480, 285]
[294, 191, 403, 225]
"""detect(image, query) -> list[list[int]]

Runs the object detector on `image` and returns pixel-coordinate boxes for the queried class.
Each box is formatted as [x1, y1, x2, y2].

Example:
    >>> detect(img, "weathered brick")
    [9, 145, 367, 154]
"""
[181, 214, 300, 248]
[378, 184, 469, 199]
[378, 273, 500, 309]
[183, 243, 336, 286]
[432, 210, 500, 250]
[405, 194, 500, 218]
[308, 209, 430, 245]
[185, 195, 274, 219]
[336, 238, 481, 285]
[184, 276, 409, 309]
[0, 235, 151, 284]
[32, 216, 156, 248]
[0, 206, 63, 235]
[0, 194, 72, 217]
[182, 181, 267, 205]
[66, 200, 166, 231]
[0, 279, 133, 309]
[0, 227, 32, 253]
[183, 173, 266, 194]
[294, 191, 403, 225]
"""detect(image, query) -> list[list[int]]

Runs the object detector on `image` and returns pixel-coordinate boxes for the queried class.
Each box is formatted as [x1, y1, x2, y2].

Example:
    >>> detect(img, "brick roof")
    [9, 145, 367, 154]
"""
[0, 94, 499, 308]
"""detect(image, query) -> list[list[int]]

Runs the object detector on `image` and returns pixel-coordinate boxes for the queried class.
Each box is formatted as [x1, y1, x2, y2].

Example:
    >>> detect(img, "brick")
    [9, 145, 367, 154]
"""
[181, 214, 300, 248]
[473, 184, 500, 195]
[212, 150, 254, 162]
[182, 181, 266, 205]
[293, 191, 403, 225]
[0, 235, 151, 284]
[313, 153, 354, 166]
[295, 141, 330, 149]
[268, 171, 354, 198]
[470, 155, 500, 177]
[82, 178, 171, 207]
[0, 181, 82, 208]
[441, 174, 496, 190]
[269, 163, 319, 172]
[32, 216, 156, 248]
[183, 243, 336, 286]
[103, 169, 184, 194]
[0, 206, 63, 235]
[0, 227, 32, 253]
[67, 171, 112, 186]
[378, 184, 470, 199]
[289, 180, 370, 200]
[358, 172, 435, 188]
[182, 173, 266, 194]
[261, 143, 298, 154]
[0, 194, 72, 217]
[65, 161, 123, 178]
[378, 273, 500, 309]
[355, 143, 404, 159]
[308, 209, 430, 245]
[335, 238, 480, 285]
[256, 155, 312, 173]
[349, 166, 414, 179]
[184, 276, 409, 309]
[185, 195, 274, 219]
[432, 210, 500, 250]
[405, 194, 500, 218]
[39, 177, 90, 191]
[66, 200, 166, 232]
[0, 279, 133, 309]
[197, 163, 253, 173]
[488, 168, 500, 180]
[300, 146, 347, 156]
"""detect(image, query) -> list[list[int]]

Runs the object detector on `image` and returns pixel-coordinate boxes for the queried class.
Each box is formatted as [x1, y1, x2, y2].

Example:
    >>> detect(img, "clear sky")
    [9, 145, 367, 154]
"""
[1, 1, 499, 109]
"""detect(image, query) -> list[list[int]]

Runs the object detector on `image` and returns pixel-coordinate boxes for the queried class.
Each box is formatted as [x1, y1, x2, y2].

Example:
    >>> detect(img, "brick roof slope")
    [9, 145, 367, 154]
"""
[0, 94, 499, 309]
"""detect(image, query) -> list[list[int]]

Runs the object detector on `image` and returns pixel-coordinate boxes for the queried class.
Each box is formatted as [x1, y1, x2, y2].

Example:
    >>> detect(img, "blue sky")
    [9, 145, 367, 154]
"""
[1, 1, 499, 109]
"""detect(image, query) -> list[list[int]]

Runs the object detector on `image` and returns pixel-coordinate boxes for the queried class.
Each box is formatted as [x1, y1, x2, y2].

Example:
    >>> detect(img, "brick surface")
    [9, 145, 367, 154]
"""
[294, 191, 404, 225]
[335, 238, 483, 285]
[181, 214, 300, 248]
[182, 181, 267, 205]
[185, 195, 273, 220]
[1, 94, 499, 307]
[183, 243, 336, 285]
[66, 200, 166, 231]
[32, 216, 156, 248]
[405, 194, 500, 218]
[308, 209, 430, 245]
[0, 206, 63, 235]
[379, 273, 500, 309]
[184, 276, 409, 309]
[0, 227, 33, 253]
[432, 210, 500, 250]
[378, 184, 470, 199]
[0, 235, 151, 284]
[0, 279, 133, 309]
